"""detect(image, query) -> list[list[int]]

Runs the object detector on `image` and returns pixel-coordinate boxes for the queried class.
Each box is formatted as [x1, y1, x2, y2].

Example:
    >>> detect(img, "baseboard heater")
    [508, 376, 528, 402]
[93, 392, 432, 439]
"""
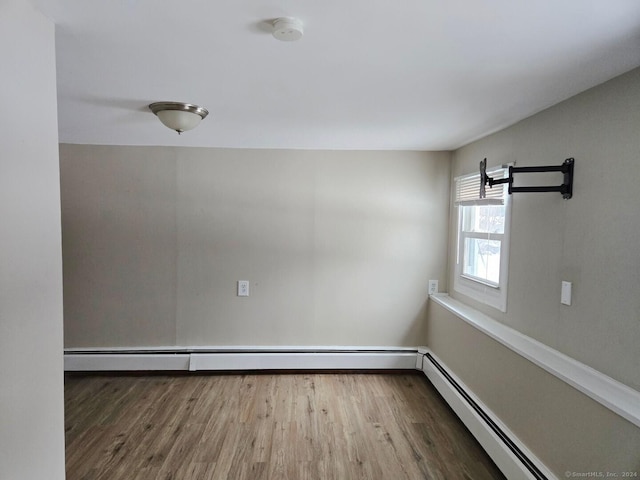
[63, 347, 420, 372]
[423, 352, 550, 480]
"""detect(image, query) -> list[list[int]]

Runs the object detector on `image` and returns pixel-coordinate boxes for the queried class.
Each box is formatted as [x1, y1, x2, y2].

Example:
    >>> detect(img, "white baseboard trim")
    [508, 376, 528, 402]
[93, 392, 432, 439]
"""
[419, 348, 556, 480]
[64, 347, 419, 372]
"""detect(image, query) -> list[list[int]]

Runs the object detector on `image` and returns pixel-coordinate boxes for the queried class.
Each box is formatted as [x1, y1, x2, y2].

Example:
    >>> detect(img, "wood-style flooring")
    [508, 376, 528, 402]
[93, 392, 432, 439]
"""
[64, 372, 506, 480]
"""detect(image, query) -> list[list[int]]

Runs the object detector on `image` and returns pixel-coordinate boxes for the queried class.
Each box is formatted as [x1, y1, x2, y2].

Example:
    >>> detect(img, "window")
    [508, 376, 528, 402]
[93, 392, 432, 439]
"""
[454, 166, 511, 312]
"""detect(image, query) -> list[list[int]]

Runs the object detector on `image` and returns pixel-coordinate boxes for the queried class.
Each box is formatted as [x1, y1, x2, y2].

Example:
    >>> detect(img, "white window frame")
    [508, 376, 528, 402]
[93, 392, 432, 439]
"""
[453, 166, 511, 312]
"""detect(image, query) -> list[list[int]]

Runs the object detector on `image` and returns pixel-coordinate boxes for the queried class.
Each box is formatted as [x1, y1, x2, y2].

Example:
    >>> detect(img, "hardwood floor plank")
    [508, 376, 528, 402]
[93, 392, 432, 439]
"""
[172, 462, 217, 480]
[156, 424, 206, 479]
[65, 373, 506, 480]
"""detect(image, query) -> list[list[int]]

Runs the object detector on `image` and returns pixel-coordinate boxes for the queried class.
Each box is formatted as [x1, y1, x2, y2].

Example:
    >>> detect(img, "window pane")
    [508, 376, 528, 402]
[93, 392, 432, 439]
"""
[463, 238, 501, 284]
[462, 205, 505, 234]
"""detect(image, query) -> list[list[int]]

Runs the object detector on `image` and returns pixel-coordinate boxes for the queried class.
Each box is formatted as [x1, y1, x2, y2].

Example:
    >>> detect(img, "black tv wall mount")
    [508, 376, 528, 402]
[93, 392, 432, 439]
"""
[480, 157, 574, 200]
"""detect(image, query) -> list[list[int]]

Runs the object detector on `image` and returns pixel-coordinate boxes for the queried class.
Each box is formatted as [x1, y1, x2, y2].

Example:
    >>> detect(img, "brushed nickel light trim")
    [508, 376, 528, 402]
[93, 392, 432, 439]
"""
[148, 102, 209, 134]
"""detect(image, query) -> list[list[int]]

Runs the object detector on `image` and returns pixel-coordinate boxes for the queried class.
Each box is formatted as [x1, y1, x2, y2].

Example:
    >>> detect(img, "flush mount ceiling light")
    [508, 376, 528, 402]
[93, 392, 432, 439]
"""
[272, 17, 304, 41]
[148, 102, 209, 134]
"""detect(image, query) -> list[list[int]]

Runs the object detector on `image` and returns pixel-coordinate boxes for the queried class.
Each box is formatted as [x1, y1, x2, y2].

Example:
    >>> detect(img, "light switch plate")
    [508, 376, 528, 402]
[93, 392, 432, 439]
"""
[561, 281, 572, 305]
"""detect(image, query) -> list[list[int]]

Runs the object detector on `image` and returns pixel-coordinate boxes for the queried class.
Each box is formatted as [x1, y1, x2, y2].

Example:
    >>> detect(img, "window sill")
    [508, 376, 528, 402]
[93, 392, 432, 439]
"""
[453, 275, 507, 312]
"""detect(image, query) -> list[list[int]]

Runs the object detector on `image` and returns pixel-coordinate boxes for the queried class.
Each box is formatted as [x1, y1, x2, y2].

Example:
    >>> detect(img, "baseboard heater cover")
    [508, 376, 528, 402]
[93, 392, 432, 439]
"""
[64, 348, 419, 372]
[421, 350, 556, 480]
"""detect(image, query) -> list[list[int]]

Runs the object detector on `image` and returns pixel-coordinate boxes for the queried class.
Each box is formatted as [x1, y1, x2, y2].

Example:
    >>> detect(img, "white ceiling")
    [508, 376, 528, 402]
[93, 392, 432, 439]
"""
[36, 0, 640, 150]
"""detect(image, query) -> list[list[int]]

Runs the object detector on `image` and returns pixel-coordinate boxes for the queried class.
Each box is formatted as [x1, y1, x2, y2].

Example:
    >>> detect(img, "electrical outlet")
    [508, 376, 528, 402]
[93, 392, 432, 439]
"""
[428, 280, 439, 295]
[238, 280, 249, 297]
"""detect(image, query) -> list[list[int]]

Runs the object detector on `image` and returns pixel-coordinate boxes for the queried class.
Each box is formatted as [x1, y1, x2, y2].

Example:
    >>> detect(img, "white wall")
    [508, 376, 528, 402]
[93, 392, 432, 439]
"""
[449, 67, 640, 391]
[0, 1, 65, 479]
[60, 146, 450, 348]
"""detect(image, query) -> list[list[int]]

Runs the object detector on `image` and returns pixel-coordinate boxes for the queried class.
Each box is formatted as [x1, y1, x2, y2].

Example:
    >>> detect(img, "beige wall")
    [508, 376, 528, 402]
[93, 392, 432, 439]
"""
[427, 301, 640, 474]
[60, 146, 450, 347]
[449, 67, 640, 391]
[0, 1, 65, 479]
[430, 67, 640, 475]
[61, 146, 177, 346]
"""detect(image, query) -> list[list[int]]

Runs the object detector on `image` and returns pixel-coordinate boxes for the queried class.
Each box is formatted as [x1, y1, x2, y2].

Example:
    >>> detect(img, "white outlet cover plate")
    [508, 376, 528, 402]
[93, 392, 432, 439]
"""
[238, 280, 249, 297]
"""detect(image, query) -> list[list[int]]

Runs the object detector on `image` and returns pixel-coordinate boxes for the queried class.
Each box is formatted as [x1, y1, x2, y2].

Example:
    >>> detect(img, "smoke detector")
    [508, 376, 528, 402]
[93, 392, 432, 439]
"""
[272, 17, 304, 41]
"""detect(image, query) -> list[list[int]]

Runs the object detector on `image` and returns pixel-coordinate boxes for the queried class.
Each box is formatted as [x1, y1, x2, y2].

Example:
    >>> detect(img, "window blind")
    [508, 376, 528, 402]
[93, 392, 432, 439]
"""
[455, 168, 507, 205]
